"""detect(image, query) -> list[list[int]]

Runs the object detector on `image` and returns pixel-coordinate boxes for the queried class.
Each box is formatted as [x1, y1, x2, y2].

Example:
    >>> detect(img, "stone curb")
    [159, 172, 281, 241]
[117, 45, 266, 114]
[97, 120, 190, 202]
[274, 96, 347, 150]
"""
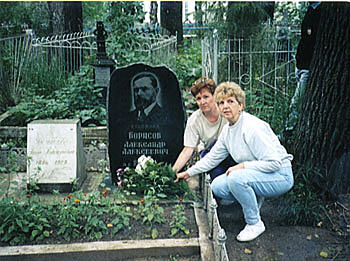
[193, 202, 216, 260]
[0, 238, 199, 261]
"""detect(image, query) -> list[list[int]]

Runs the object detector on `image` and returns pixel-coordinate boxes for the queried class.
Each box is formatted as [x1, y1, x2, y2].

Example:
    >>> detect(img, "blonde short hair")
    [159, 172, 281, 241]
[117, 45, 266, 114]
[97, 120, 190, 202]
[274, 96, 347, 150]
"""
[214, 82, 245, 109]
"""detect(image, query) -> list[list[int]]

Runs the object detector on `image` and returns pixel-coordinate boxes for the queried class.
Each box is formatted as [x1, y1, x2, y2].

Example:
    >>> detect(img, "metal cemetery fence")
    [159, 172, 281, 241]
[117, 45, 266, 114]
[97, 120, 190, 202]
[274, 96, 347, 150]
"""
[0, 34, 33, 99]
[202, 27, 300, 129]
[0, 28, 177, 104]
[30, 32, 96, 75]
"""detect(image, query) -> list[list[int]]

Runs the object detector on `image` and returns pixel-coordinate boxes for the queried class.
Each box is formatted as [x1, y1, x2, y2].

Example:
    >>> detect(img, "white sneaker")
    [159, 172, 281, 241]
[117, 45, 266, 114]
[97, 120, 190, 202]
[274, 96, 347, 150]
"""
[236, 220, 265, 242]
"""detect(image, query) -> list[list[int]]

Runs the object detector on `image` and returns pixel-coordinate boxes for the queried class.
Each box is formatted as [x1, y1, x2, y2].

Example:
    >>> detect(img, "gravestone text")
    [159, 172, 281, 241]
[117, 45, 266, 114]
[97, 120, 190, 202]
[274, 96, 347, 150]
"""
[108, 63, 186, 184]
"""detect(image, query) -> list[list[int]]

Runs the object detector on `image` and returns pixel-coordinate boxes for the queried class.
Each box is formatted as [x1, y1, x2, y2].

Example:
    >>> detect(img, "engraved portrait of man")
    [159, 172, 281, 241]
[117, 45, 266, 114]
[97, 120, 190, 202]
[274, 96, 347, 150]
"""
[129, 71, 166, 122]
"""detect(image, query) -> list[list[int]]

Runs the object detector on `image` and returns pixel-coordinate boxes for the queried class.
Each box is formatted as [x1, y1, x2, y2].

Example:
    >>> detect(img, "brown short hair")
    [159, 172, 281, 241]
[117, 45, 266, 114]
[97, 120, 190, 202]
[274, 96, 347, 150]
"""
[214, 82, 245, 109]
[190, 76, 217, 97]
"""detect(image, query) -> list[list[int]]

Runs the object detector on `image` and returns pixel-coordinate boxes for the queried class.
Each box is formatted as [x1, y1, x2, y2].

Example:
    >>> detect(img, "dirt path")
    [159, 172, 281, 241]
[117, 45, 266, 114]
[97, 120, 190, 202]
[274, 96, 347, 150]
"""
[218, 198, 350, 261]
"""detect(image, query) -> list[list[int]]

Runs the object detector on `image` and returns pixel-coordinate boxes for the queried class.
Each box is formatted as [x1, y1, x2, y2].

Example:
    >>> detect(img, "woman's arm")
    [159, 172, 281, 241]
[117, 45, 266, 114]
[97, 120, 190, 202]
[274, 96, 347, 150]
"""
[172, 146, 195, 173]
[187, 129, 229, 176]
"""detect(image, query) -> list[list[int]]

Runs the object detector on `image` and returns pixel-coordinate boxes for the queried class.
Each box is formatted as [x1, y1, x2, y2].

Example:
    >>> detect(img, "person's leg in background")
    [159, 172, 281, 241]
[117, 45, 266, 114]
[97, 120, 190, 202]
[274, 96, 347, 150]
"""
[286, 69, 309, 131]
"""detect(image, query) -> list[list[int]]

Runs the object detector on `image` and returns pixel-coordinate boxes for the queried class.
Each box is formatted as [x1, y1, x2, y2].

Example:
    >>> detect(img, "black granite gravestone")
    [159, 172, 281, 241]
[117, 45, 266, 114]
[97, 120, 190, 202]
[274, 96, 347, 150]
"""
[108, 63, 186, 184]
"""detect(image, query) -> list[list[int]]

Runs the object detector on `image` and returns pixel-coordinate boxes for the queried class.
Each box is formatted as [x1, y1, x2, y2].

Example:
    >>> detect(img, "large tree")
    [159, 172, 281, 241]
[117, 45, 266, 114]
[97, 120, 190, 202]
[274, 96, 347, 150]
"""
[160, 1, 183, 45]
[294, 3, 350, 197]
[48, 1, 82, 34]
[226, 2, 274, 39]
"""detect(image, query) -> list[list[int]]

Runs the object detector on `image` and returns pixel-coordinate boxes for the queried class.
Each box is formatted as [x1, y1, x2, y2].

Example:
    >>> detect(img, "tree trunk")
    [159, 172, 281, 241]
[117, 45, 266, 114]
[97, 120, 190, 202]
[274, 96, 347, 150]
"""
[63, 2, 83, 33]
[295, 3, 350, 196]
[194, 2, 203, 26]
[48, 1, 82, 34]
[48, 1, 65, 34]
[160, 1, 183, 46]
[150, 1, 158, 25]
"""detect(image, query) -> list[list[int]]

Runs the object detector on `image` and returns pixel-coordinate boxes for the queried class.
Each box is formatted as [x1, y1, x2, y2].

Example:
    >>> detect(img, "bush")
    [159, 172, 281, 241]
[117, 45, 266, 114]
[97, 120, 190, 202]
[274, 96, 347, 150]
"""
[117, 155, 192, 199]
[6, 65, 106, 127]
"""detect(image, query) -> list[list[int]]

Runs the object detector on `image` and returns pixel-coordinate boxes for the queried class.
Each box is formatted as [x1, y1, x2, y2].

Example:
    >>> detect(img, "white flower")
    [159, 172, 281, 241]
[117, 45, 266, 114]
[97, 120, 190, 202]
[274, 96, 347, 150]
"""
[138, 155, 147, 165]
[135, 155, 156, 175]
[146, 156, 155, 164]
[135, 164, 143, 175]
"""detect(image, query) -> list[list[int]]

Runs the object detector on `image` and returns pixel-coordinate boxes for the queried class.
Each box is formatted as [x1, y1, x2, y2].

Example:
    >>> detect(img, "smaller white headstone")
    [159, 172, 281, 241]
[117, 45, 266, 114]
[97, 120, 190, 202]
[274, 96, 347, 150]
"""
[27, 119, 86, 191]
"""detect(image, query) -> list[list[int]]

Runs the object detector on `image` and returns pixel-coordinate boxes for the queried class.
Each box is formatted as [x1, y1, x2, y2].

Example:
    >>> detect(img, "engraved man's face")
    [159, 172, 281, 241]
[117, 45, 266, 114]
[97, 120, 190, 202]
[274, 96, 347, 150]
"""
[133, 77, 158, 109]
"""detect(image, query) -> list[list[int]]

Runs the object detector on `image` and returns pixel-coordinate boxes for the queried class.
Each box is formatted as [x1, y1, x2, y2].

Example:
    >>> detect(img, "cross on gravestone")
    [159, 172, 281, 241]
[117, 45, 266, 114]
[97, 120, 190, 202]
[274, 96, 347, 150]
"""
[107, 63, 186, 184]
[92, 21, 115, 105]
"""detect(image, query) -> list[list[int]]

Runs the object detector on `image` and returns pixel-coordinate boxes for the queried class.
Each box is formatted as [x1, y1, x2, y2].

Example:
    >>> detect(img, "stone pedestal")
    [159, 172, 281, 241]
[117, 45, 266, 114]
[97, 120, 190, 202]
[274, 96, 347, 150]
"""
[27, 119, 86, 192]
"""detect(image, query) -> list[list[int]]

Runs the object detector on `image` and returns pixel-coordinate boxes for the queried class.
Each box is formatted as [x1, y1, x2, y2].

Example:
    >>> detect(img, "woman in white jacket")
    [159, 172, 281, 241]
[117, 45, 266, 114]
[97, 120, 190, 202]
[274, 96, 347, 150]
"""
[175, 81, 294, 242]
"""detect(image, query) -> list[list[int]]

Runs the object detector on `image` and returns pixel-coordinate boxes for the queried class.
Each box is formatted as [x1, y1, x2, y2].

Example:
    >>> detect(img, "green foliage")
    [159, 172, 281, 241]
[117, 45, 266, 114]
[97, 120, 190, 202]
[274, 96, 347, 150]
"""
[176, 39, 202, 90]
[276, 163, 327, 226]
[274, 2, 308, 26]
[0, 151, 22, 196]
[245, 87, 290, 136]
[0, 2, 50, 37]
[135, 192, 165, 239]
[120, 155, 191, 199]
[0, 197, 51, 245]
[105, 2, 147, 67]
[0, 186, 193, 245]
[83, 2, 108, 30]
[20, 56, 66, 98]
[6, 65, 106, 127]
[0, 155, 194, 246]
[108, 203, 132, 237]
[170, 202, 190, 236]
[176, 39, 202, 115]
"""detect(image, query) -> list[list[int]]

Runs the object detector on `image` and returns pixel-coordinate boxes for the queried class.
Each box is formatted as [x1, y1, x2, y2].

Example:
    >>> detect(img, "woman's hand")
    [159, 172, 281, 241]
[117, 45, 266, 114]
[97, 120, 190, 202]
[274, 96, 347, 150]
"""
[174, 171, 190, 182]
[225, 162, 245, 175]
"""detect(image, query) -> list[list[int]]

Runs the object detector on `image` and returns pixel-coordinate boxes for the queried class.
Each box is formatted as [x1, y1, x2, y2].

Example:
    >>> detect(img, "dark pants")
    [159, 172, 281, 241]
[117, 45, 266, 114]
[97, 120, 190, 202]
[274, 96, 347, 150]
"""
[200, 142, 237, 181]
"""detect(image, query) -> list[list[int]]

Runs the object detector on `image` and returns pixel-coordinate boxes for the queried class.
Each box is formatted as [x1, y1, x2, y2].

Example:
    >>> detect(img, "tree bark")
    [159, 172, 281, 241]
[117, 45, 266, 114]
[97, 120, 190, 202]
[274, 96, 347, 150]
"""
[295, 3, 350, 196]
[150, 1, 158, 25]
[194, 2, 203, 26]
[63, 2, 83, 33]
[48, 1, 65, 34]
[160, 1, 183, 46]
[48, 1, 82, 34]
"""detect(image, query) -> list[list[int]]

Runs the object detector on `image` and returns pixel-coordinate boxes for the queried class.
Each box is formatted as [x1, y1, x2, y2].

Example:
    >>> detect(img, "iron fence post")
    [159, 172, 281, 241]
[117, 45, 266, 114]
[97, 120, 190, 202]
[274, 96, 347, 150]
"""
[1, 143, 9, 171]
[217, 228, 227, 261]
[209, 197, 217, 239]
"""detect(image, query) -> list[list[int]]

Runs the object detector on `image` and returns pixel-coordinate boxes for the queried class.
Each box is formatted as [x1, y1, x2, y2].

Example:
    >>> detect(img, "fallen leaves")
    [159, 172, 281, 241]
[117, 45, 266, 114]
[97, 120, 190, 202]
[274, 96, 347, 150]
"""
[320, 251, 328, 258]
[244, 248, 252, 254]
[306, 233, 319, 240]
